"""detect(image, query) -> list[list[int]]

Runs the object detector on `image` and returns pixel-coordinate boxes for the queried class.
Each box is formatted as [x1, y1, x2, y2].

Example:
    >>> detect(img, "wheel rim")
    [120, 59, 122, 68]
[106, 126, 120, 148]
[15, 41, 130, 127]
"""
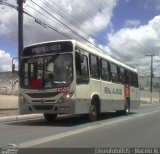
[90, 105, 97, 120]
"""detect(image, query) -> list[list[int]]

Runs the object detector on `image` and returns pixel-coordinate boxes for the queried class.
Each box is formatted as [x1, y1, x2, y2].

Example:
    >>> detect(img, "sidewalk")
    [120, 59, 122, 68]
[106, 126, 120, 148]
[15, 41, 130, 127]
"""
[0, 95, 18, 110]
[0, 95, 42, 122]
[0, 95, 19, 118]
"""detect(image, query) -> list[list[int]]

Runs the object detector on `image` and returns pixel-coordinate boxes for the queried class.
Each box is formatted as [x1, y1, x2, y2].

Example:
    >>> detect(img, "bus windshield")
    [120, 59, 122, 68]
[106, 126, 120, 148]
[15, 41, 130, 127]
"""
[20, 54, 73, 89]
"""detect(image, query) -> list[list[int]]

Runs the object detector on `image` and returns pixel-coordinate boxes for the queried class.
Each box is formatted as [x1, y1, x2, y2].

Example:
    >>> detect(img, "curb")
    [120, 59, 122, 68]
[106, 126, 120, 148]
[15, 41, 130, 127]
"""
[0, 108, 18, 111]
[0, 114, 43, 123]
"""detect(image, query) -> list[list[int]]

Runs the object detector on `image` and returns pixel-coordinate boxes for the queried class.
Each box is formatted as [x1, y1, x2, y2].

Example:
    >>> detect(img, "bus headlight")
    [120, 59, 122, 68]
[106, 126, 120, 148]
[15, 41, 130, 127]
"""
[58, 93, 73, 103]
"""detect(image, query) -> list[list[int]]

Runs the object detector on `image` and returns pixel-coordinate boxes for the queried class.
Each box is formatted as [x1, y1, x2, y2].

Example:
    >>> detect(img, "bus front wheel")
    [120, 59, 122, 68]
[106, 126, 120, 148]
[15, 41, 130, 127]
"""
[44, 113, 57, 122]
[88, 103, 98, 122]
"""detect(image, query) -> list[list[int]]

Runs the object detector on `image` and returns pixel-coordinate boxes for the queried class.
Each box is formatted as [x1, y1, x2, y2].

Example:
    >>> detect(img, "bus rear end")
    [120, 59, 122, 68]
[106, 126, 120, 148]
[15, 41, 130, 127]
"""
[19, 41, 76, 121]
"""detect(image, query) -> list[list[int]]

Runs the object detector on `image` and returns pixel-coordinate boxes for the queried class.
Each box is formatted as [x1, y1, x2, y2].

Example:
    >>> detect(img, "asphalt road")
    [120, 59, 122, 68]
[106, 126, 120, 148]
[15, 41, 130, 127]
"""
[0, 104, 160, 153]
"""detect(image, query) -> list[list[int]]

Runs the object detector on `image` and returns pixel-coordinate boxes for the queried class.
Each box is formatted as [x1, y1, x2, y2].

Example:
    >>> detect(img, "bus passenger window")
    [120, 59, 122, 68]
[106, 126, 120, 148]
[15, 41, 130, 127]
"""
[133, 73, 139, 87]
[90, 55, 100, 79]
[125, 70, 132, 85]
[110, 63, 118, 83]
[101, 59, 110, 81]
[119, 67, 125, 84]
[131, 72, 134, 87]
[76, 52, 89, 84]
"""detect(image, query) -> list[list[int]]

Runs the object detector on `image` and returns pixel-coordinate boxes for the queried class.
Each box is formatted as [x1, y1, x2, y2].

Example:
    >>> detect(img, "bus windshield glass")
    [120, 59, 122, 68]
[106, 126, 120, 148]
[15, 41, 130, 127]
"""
[20, 54, 73, 89]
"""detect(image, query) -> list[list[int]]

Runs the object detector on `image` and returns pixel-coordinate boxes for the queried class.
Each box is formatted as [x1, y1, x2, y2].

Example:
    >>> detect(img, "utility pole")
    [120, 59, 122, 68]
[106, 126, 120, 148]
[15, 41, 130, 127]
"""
[17, 0, 25, 75]
[145, 54, 158, 103]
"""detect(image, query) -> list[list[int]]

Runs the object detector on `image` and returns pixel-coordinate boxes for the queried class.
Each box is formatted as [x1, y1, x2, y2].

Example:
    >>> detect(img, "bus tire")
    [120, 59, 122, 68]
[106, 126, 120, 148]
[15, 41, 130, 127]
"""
[88, 104, 97, 122]
[88, 100, 98, 122]
[43, 113, 57, 122]
[122, 99, 130, 115]
[116, 100, 130, 115]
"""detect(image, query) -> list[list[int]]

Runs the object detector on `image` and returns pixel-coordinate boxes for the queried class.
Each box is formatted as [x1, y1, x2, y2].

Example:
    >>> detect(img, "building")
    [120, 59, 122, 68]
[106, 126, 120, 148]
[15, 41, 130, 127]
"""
[139, 76, 160, 92]
[139, 76, 160, 103]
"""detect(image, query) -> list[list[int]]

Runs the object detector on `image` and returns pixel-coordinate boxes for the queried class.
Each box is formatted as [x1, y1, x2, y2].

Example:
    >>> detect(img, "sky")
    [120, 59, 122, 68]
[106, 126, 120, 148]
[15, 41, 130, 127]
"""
[0, 0, 160, 76]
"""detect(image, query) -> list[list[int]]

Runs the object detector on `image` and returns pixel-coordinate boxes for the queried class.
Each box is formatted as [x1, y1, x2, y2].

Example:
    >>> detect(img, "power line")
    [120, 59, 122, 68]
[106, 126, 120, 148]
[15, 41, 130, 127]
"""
[0, 1, 18, 10]
[1, 0, 137, 70]
[72, 0, 94, 19]
[26, 1, 116, 57]
[29, 0, 93, 43]
[74, 0, 106, 28]
[50, 0, 90, 28]
[0, 1, 102, 53]
[89, 0, 101, 11]
[40, 0, 97, 39]
[24, 5, 87, 41]
[0, 1, 71, 41]
[49, 0, 105, 35]
[25, 4, 67, 29]
[28, 0, 113, 56]
[23, 10, 71, 39]
[41, 0, 82, 31]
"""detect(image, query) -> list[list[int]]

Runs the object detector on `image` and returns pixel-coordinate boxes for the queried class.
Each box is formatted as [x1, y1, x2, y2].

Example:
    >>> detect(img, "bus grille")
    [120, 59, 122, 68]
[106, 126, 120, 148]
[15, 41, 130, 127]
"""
[26, 92, 59, 98]
[32, 100, 56, 103]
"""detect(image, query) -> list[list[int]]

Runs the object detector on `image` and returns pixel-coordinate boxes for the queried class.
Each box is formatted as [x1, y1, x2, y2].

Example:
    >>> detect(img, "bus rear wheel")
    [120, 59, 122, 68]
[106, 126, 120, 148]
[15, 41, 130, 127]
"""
[44, 113, 57, 122]
[116, 100, 130, 115]
[123, 101, 130, 115]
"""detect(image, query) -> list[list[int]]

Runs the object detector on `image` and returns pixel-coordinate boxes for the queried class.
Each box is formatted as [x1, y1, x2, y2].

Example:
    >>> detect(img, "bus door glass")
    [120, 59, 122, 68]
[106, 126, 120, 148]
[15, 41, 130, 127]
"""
[75, 51, 90, 114]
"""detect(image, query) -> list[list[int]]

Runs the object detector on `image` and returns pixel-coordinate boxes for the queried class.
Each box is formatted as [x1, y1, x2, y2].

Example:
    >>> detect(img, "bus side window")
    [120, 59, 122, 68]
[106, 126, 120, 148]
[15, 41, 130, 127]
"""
[110, 63, 119, 83]
[131, 72, 134, 87]
[124, 69, 128, 84]
[125, 70, 132, 85]
[101, 59, 110, 81]
[119, 67, 125, 84]
[76, 52, 89, 84]
[129, 71, 133, 86]
[89, 54, 100, 79]
[133, 73, 139, 87]
[136, 74, 139, 87]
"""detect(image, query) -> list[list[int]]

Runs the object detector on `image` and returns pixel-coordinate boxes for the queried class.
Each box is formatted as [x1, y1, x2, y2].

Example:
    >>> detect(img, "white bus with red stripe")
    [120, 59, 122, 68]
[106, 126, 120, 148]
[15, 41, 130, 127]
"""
[19, 40, 140, 122]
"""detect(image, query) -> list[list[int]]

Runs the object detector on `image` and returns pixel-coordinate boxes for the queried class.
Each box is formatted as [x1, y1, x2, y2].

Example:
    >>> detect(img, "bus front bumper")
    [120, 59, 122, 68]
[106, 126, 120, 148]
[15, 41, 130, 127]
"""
[19, 100, 75, 115]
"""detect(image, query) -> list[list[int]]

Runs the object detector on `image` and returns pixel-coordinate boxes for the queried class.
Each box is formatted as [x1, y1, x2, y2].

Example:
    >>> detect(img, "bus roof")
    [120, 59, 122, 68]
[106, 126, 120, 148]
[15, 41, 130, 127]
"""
[24, 39, 137, 73]
[74, 40, 137, 73]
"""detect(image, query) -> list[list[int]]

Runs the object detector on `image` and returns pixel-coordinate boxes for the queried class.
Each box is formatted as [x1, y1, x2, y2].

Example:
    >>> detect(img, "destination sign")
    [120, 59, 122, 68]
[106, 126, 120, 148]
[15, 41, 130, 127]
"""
[32, 44, 61, 55]
[23, 41, 73, 56]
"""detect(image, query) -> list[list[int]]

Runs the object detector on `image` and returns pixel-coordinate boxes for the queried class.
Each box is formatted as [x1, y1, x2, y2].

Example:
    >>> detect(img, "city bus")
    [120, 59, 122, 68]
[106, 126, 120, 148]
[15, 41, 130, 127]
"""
[19, 40, 140, 122]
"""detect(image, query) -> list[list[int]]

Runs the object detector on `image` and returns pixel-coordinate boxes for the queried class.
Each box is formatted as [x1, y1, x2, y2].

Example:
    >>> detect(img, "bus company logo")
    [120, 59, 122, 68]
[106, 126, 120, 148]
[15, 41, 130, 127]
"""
[104, 87, 122, 95]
